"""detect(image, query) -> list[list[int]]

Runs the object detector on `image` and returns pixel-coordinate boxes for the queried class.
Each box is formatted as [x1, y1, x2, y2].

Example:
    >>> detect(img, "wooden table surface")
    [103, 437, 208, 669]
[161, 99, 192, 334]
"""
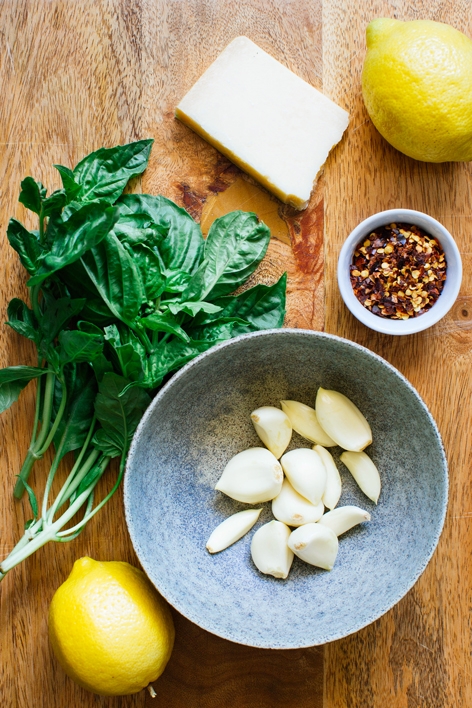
[1, 1, 471, 706]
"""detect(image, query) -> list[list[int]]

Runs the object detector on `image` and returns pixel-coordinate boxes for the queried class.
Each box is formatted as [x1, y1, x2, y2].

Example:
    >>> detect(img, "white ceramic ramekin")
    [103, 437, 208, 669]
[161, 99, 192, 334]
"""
[337, 209, 462, 335]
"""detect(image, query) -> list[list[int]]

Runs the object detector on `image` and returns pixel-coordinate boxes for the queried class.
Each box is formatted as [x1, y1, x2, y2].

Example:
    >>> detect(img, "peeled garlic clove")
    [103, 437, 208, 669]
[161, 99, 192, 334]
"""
[314, 445, 342, 510]
[315, 388, 372, 452]
[288, 523, 338, 570]
[251, 520, 294, 579]
[280, 400, 336, 447]
[272, 479, 324, 527]
[250, 406, 292, 458]
[318, 505, 371, 536]
[340, 450, 381, 504]
[280, 448, 326, 505]
[215, 447, 283, 503]
[206, 508, 262, 553]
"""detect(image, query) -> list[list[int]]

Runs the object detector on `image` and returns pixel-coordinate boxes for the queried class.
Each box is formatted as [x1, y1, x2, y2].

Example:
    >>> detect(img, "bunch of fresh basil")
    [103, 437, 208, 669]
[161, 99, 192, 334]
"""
[0, 139, 286, 580]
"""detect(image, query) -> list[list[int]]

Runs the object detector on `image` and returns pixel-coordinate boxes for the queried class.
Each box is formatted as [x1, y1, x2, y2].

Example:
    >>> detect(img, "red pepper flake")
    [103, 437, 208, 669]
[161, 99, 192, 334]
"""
[349, 223, 447, 319]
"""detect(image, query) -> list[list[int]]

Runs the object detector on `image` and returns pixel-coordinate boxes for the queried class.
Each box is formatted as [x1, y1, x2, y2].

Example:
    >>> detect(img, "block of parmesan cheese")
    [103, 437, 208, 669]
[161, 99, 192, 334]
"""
[175, 36, 349, 210]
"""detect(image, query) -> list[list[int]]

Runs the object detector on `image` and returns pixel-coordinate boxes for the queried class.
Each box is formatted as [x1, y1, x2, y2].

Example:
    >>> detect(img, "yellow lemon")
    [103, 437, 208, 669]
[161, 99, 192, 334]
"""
[48, 557, 175, 696]
[362, 18, 472, 162]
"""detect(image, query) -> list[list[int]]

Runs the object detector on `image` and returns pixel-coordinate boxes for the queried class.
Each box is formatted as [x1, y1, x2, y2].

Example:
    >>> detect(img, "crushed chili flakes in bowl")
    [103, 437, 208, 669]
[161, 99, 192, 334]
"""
[349, 223, 447, 319]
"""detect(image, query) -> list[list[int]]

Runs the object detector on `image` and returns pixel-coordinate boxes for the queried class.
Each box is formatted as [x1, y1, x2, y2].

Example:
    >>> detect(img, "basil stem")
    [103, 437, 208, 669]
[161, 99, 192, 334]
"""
[29, 283, 41, 321]
[47, 416, 97, 521]
[1, 455, 110, 576]
[13, 371, 66, 498]
[56, 453, 124, 537]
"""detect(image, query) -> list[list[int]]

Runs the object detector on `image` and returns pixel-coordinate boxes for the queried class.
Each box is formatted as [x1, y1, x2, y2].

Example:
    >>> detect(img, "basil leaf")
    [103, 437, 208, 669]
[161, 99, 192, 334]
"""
[43, 211, 63, 249]
[102, 324, 121, 346]
[166, 301, 222, 317]
[54, 165, 82, 202]
[70, 139, 153, 204]
[112, 343, 145, 381]
[40, 294, 86, 344]
[61, 202, 88, 222]
[79, 322, 115, 380]
[59, 261, 116, 326]
[188, 317, 252, 342]
[118, 194, 204, 274]
[51, 363, 97, 461]
[93, 372, 150, 457]
[182, 211, 270, 301]
[77, 299, 116, 327]
[57, 331, 104, 366]
[104, 325, 146, 381]
[7, 219, 43, 275]
[196, 274, 287, 334]
[19, 177, 46, 214]
[81, 232, 146, 326]
[126, 243, 166, 301]
[42, 190, 67, 216]
[20, 478, 39, 519]
[145, 338, 211, 387]
[92, 354, 114, 382]
[91, 429, 122, 459]
[205, 211, 270, 298]
[112, 212, 164, 248]
[161, 269, 192, 293]
[77, 321, 104, 336]
[6, 299, 39, 342]
[19, 177, 66, 219]
[104, 210, 167, 299]
[40, 276, 70, 301]
[139, 311, 190, 342]
[0, 366, 48, 413]
[104, 324, 146, 357]
[59, 260, 100, 298]
[28, 203, 118, 286]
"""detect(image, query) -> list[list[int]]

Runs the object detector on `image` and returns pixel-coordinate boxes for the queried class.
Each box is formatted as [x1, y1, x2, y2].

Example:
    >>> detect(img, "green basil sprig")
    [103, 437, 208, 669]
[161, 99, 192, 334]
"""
[0, 139, 287, 582]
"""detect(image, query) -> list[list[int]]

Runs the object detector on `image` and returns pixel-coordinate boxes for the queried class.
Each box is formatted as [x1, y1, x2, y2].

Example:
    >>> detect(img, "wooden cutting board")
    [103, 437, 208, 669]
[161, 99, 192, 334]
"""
[0, 1, 471, 706]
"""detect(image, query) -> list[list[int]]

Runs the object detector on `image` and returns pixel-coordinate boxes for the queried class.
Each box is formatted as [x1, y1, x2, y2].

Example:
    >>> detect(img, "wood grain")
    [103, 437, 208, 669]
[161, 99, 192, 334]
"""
[0, 1, 324, 707]
[323, 1, 472, 706]
[1, 0, 471, 706]
[147, 611, 323, 708]
[0, 2, 145, 706]
[140, 0, 325, 331]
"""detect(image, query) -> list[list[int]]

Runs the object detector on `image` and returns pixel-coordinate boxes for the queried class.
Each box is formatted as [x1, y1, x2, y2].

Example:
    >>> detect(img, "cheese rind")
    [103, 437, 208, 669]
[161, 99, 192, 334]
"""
[176, 36, 349, 209]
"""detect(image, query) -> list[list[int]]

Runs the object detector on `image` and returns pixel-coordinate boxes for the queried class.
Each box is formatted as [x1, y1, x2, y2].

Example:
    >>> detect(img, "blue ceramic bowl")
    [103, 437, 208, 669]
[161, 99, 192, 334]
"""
[124, 329, 448, 648]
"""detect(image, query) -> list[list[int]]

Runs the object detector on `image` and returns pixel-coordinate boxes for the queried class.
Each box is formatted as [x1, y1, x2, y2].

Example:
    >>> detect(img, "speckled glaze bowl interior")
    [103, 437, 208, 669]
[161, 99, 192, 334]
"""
[124, 329, 448, 649]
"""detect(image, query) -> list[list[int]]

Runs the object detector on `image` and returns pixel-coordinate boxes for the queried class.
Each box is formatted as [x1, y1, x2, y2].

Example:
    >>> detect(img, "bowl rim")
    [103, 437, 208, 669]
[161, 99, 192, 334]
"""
[124, 328, 448, 648]
[337, 208, 462, 336]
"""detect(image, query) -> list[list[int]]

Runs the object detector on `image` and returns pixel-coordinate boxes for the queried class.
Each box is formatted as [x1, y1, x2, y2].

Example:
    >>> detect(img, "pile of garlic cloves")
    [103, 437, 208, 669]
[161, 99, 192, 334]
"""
[206, 388, 380, 580]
